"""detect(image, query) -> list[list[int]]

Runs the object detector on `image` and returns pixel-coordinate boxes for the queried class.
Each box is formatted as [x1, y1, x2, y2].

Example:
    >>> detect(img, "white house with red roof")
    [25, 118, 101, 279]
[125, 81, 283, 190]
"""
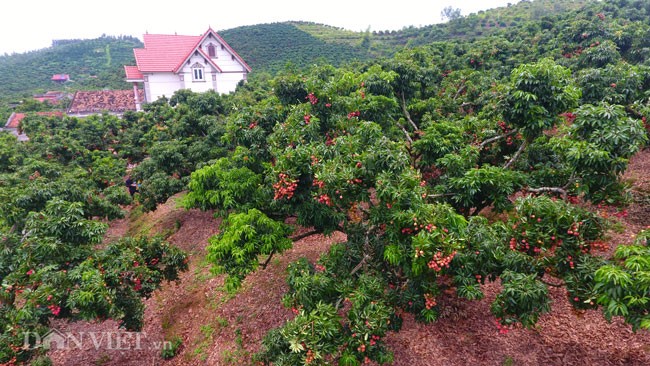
[124, 28, 250, 108]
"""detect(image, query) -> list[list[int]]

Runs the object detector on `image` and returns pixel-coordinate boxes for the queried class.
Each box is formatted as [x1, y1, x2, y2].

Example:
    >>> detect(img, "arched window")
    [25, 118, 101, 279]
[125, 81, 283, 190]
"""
[207, 44, 216, 58]
[191, 63, 204, 81]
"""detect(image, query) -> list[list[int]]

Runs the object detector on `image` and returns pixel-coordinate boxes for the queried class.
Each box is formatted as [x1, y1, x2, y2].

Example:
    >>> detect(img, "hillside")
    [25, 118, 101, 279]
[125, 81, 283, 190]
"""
[399, 0, 592, 46]
[0, 35, 142, 97]
[219, 22, 370, 73]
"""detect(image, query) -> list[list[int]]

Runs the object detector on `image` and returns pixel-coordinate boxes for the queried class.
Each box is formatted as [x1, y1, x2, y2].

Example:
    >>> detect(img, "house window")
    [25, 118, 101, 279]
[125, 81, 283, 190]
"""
[208, 44, 216, 57]
[193, 68, 204, 80]
[192, 63, 205, 81]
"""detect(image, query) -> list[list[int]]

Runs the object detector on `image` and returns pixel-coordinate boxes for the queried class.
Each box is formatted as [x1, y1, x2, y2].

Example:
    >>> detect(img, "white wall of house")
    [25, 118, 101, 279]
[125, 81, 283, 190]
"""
[146, 72, 182, 102]
[216, 72, 247, 94]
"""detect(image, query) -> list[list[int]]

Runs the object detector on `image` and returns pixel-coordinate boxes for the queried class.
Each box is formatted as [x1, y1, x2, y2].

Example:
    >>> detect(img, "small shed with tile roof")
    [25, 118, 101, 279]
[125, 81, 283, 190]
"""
[51, 74, 70, 83]
[67, 90, 144, 117]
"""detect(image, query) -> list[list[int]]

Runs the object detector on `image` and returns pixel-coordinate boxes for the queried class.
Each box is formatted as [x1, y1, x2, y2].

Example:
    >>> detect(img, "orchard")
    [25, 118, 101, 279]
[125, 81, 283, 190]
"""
[2, 1, 650, 364]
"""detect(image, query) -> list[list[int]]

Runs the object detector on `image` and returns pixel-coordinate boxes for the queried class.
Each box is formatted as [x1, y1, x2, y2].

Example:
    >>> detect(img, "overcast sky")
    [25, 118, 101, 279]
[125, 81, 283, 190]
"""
[1, 0, 518, 55]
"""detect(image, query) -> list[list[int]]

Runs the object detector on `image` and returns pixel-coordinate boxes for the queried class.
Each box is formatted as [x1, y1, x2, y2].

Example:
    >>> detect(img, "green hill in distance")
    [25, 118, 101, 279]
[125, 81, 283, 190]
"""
[218, 22, 370, 73]
[2, 0, 641, 107]
[0, 35, 143, 98]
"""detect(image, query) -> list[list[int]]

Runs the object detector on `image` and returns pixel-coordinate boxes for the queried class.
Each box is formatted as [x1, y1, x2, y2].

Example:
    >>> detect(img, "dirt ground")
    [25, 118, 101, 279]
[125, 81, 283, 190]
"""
[47, 148, 650, 366]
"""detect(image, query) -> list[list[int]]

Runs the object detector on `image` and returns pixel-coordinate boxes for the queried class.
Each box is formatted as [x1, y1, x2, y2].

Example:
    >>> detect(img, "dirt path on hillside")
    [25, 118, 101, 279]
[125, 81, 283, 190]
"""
[48, 149, 650, 366]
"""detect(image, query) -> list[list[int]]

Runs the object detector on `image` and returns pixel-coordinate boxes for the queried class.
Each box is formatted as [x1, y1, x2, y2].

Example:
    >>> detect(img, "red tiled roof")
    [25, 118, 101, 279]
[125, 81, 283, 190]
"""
[34, 96, 53, 103]
[51, 74, 69, 81]
[124, 65, 144, 80]
[5, 113, 24, 129]
[33, 91, 67, 104]
[135, 34, 200, 72]
[67, 90, 145, 115]
[5, 111, 64, 129]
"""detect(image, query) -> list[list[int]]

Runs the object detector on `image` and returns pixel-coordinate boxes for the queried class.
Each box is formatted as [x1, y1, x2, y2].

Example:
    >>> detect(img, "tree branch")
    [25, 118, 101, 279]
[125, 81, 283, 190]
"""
[350, 228, 375, 275]
[427, 193, 454, 199]
[398, 122, 414, 145]
[478, 129, 519, 149]
[527, 187, 568, 200]
[20, 229, 32, 243]
[290, 229, 320, 242]
[350, 254, 369, 276]
[504, 140, 528, 169]
[470, 201, 489, 217]
[539, 278, 564, 288]
[260, 250, 275, 269]
[260, 230, 322, 268]
[562, 173, 577, 190]
[453, 83, 467, 100]
[400, 92, 419, 131]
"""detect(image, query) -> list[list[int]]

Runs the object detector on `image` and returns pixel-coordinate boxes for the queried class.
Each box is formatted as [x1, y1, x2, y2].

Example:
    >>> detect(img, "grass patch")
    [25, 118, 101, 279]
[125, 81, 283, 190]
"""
[92, 353, 111, 365]
[126, 204, 155, 236]
[189, 325, 216, 362]
[221, 348, 249, 364]
[30, 356, 52, 366]
[502, 355, 515, 366]
[221, 327, 250, 364]
[171, 191, 188, 209]
[161, 335, 183, 360]
[215, 316, 229, 329]
[126, 193, 187, 238]
[193, 256, 215, 283]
